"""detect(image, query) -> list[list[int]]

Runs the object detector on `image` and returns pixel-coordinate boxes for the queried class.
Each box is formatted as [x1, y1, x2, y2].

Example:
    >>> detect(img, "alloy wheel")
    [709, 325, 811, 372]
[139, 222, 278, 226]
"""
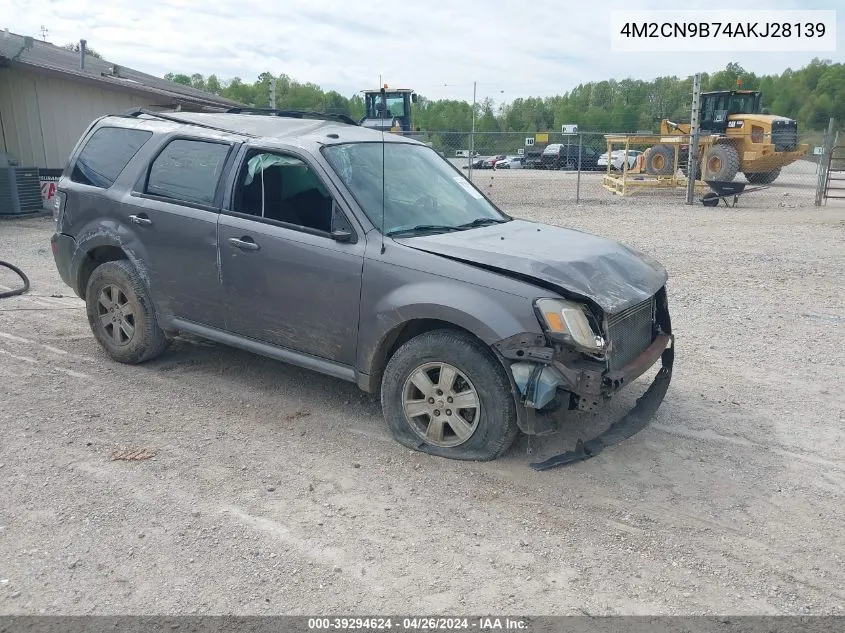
[401, 362, 481, 447]
[96, 284, 136, 346]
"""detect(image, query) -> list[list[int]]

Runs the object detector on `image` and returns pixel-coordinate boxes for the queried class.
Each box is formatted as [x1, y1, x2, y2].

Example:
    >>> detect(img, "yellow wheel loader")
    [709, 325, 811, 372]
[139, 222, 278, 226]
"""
[642, 89, 809, 183]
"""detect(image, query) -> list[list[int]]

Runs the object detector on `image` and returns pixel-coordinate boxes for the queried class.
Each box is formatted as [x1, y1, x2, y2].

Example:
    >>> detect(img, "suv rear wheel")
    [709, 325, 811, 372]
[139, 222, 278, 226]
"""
[85, 260, 168, 364]
[380, 329, 519, 461]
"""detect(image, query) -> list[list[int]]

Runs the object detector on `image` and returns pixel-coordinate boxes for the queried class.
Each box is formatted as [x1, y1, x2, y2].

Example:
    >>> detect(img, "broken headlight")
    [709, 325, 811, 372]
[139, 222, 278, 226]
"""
[534, 298, 606, 352]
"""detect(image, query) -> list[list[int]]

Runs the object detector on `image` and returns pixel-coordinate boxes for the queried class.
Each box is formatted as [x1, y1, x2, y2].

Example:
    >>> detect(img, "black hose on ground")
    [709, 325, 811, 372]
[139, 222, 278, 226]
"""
[0, 261, 30, 298]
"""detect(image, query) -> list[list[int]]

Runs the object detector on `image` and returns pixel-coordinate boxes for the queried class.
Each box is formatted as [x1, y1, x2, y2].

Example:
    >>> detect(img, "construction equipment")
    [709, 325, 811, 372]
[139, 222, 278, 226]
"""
[359, 86, 418, 133]
[642, 88, 809, 184]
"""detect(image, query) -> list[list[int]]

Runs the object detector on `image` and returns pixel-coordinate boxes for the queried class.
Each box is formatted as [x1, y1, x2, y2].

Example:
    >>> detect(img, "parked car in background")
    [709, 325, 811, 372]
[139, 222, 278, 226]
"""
[521, 151, 543, 170]
[597, 149, 643, 171]
[540, 144, 601, 171]
[481, 154, 506, 169]
[494, 156, 523, 169]
[461, 155, 489, 170]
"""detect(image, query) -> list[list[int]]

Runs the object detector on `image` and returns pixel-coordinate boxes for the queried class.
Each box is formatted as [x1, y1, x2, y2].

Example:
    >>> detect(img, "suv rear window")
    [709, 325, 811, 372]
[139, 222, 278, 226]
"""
[145, 139, 231, 206]
[71, 127, 152, 188]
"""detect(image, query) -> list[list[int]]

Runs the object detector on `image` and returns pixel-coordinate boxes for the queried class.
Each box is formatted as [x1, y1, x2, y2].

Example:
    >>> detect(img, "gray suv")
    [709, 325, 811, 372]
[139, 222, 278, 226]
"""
[50, 109, 674, 468]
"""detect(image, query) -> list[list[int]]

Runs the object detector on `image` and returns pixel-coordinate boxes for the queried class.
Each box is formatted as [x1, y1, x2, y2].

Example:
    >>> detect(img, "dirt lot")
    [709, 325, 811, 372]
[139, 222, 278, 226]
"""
[0, 176, 843, 616]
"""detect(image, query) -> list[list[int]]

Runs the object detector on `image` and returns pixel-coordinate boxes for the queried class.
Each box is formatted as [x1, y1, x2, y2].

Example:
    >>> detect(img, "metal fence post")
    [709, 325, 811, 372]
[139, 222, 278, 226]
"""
[468, 81, 477, 181]
[815, 117, 836, 206]
[576, 133, 582, 203]
[686, 73, 701, 205]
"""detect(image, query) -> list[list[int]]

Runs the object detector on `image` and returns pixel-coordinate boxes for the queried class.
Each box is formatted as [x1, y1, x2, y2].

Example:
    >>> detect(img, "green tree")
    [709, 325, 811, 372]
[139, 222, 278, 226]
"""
[161, 59, 845, 135]
[63, 42, 102, 59]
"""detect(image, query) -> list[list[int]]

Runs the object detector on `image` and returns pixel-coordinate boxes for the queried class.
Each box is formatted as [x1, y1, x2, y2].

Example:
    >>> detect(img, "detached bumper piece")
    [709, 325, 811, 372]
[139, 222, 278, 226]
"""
[529, 333, 674, 471]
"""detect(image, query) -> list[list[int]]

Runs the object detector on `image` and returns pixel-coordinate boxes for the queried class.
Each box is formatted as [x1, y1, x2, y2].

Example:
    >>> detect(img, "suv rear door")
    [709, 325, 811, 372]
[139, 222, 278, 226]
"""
[217, 146, 365, 366]
[125, 135, 238, 329]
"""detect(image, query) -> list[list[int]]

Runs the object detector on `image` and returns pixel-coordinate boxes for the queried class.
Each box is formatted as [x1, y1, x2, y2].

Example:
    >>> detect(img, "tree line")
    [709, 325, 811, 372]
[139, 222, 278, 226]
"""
[165, 59, 845, 133]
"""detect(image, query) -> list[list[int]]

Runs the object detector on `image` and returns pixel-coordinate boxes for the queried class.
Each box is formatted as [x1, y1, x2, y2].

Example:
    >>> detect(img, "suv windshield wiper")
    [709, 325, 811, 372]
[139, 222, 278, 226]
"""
[454, 217, 509, 229]
[386, 224, 465, 237]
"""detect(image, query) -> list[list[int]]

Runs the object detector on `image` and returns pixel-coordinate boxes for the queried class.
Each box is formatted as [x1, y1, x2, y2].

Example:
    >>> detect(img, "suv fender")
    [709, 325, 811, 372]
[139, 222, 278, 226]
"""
[357, 279, 544, 392]
[70, 228, 152, 302]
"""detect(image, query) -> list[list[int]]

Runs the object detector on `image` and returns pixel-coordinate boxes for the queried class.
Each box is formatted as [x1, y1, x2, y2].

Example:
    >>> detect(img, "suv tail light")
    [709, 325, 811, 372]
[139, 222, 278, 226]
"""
[53, 189, 67, 224]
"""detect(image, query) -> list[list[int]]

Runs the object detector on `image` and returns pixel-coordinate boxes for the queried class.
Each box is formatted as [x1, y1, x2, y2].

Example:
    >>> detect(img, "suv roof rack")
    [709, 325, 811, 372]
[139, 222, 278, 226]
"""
[225, 107, 359, 126]
[121, 108, 259, 137]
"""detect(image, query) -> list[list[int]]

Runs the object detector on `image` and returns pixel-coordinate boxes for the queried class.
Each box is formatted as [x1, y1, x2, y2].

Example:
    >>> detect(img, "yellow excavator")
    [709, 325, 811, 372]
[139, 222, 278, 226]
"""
[641, 89, 809, 184]
[359, 86, 417, 134]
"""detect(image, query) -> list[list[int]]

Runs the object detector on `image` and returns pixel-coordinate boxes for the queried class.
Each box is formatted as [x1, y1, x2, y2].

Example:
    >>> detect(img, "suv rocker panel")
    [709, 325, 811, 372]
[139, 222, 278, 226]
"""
[170, 318, 357, 383]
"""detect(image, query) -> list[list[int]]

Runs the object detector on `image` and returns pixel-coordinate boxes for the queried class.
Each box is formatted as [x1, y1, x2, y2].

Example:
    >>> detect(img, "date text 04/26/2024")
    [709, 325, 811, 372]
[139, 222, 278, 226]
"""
[307, 617, 529, 630]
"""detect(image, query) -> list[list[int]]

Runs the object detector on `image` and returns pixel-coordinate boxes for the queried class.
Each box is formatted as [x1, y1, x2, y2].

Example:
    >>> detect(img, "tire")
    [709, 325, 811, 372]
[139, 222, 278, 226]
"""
[702, 192, 720, 207]
[703, 144, 740, 181]
[644, 144, 675, 176]
[380, 328, 520, 461]
[85, 259, 168, 364]
[744, 168, 781, 184]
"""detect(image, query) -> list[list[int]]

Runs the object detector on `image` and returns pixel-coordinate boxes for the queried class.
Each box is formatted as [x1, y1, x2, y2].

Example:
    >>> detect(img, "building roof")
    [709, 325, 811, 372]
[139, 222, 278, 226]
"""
[0, 29, 243, 111]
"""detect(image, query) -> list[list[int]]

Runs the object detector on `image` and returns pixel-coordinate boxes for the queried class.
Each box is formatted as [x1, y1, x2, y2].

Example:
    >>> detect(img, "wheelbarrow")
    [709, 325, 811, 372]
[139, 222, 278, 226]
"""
[701, 180, 770, 207]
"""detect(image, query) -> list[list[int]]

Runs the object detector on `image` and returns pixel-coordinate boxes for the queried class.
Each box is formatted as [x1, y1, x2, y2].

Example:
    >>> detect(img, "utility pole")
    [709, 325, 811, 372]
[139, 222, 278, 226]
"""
[468, 81, 477, 178]
[268, 77, 277, 109]
[685, 73, 702, 205]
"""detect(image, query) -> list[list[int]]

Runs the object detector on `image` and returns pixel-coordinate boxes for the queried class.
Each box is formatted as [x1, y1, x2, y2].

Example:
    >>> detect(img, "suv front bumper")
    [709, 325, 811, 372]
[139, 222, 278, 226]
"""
[492, 298, 675, 469]
[529, 334, 673, 470]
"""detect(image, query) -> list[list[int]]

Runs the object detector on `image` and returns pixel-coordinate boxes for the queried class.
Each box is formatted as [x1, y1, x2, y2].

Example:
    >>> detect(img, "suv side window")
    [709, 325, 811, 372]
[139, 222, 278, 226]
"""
[230, 150, 336, 235]
[145, 138, 231, 206]
[71, 126, 152, 189]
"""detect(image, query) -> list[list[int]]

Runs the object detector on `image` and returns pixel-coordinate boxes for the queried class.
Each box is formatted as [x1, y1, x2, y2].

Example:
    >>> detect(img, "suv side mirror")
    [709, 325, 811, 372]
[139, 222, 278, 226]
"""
[331, 228, 353, 243]
[330, 200, 355, 242]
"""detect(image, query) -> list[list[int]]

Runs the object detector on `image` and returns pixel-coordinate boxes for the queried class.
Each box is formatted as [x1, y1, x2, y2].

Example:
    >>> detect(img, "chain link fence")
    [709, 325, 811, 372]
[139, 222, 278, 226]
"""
[406, 129, 828, 208]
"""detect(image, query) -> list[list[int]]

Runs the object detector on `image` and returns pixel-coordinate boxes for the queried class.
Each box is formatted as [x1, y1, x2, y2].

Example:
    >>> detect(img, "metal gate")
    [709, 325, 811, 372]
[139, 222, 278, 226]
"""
[820, 142, 845, 204]
[815, 118, 843, 205]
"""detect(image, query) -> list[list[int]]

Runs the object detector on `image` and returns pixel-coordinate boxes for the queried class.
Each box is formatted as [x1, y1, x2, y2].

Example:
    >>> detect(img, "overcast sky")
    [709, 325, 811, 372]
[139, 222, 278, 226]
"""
[5, 0, 843, 104]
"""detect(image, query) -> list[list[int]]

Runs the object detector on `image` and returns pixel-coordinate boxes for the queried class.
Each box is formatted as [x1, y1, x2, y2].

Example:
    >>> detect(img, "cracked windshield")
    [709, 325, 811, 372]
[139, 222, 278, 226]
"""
[322, 142, 508, 236]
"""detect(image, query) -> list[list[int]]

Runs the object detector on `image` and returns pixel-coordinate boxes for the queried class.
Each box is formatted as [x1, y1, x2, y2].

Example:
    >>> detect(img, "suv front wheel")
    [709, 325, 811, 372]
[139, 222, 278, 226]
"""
[85, 259, 169, 364]
[380, 329, 520, 461]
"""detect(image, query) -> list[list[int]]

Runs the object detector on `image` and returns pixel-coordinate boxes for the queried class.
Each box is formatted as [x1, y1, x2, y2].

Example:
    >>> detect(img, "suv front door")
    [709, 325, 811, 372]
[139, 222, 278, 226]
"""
[218, 148, 365, 366]
[127, 135, 237, 329]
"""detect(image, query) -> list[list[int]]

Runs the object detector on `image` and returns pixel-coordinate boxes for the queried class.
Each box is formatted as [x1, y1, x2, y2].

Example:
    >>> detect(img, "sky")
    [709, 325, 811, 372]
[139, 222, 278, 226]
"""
[3, 0, 843, 105]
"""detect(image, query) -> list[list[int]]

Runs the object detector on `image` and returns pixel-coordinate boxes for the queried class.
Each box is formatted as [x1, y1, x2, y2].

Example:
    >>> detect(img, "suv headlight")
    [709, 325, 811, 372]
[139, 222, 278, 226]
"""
[534, 298, 606, 352]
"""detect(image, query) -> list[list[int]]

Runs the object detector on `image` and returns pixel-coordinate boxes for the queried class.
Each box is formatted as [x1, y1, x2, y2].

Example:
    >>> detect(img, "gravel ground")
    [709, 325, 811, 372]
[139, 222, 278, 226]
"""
[0, 175, 843, 616]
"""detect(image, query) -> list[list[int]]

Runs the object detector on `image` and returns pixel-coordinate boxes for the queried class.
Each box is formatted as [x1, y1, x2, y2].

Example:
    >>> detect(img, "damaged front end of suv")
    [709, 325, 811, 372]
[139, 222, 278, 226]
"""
[494, 286, 674, 470]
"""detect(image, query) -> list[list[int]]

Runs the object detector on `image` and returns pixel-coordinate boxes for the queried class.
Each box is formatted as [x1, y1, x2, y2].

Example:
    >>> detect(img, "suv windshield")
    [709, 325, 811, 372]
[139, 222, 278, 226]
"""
[322, 142, 509, 236]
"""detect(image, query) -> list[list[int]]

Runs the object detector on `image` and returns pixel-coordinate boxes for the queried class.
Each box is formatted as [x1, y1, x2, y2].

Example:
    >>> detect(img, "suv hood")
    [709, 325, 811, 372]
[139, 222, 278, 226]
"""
[395, 219, 667, 314]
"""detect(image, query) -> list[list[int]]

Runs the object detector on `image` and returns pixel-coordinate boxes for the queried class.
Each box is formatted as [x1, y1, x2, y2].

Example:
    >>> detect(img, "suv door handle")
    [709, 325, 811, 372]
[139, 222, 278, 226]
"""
[228, 237, 260, 252]
[128, 214, 152, 226]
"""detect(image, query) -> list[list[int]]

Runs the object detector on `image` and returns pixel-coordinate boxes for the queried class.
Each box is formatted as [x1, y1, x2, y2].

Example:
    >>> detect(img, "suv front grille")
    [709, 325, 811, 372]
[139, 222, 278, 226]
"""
[772, 120, 799, 152]
[605, 297, 656, 372]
